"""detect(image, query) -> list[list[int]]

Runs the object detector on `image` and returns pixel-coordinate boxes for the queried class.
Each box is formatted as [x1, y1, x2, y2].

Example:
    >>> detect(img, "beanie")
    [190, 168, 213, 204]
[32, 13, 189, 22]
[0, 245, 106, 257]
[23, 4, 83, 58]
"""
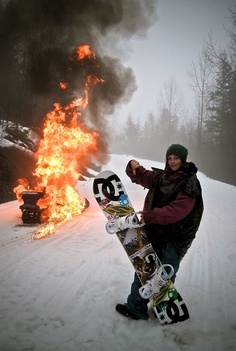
[166, 144, 188, 163]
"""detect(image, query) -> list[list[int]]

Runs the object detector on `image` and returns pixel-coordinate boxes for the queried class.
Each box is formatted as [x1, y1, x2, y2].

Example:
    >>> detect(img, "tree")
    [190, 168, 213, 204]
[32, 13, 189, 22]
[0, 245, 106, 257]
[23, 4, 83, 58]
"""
[207, 51, 236, 183]
[188, 49, 213, 167]
[139, 112, 159, 159]
[120, 114, 142, 156]
[157, 76, 183, 147]
[202, 7, 236, 185]
[226, 7, 236, 64]
[0, 0, 71, 127]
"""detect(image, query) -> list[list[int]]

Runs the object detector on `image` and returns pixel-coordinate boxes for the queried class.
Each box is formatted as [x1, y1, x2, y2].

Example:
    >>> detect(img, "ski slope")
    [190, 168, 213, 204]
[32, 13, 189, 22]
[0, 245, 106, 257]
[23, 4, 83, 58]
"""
[0, 154, 236, 351]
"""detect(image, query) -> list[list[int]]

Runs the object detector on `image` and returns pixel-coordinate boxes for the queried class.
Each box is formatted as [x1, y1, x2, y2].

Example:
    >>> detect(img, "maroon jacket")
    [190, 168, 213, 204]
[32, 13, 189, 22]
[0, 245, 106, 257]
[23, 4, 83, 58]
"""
[126, 160, 204, 260]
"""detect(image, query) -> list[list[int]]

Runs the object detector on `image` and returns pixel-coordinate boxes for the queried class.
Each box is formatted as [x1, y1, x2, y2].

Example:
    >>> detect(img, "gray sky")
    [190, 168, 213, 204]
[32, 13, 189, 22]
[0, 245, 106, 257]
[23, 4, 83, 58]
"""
[114, 0, 236, 127]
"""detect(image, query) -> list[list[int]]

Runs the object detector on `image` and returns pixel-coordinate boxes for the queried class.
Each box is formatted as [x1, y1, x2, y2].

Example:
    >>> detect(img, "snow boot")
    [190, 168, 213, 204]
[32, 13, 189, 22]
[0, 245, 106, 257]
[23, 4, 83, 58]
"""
[115, 304, 139, 320]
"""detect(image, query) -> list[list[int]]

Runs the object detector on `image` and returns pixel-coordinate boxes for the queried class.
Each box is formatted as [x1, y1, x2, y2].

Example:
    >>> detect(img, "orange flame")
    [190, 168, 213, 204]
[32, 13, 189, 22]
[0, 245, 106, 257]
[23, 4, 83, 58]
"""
[76, 45, 96, 60]
[13, 178, 30, 202]
[59, 82, 67, 89]
[31, 45, 103, 239]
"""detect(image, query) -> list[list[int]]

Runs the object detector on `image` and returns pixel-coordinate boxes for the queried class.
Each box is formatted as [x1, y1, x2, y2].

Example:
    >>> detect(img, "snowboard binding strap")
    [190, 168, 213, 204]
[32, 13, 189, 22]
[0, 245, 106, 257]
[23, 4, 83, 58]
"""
[139, 264, 174, 299]
[105, 212, 145, 234]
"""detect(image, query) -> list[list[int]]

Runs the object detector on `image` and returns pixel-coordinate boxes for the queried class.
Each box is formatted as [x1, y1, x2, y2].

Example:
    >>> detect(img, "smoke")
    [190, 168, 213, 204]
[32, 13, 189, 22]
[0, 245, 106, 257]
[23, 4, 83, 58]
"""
[1, 0, 158, 165]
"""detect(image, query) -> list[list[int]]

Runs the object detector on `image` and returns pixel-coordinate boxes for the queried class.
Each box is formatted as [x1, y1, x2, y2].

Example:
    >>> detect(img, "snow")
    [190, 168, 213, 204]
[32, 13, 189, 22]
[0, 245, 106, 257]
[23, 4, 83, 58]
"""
[0, 154, 236, 351]
[0, 119, 39, 152]
[0, 138, 13, 148]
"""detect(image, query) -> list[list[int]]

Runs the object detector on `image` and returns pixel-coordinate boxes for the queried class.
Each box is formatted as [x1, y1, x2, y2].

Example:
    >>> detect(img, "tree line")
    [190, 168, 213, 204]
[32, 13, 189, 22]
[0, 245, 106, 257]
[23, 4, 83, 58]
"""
[111, 8, 236, 186]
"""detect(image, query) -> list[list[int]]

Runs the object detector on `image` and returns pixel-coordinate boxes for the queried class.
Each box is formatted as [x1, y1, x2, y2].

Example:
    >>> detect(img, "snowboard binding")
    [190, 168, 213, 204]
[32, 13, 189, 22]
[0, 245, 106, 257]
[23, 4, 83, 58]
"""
[105, 212, 145, 234]
[139, 264, 174, 299]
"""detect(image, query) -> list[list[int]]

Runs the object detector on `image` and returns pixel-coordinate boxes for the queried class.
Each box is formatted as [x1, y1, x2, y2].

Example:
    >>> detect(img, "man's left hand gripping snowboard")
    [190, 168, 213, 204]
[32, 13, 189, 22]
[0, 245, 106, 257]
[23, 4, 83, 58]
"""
[93, 170, 189, 325]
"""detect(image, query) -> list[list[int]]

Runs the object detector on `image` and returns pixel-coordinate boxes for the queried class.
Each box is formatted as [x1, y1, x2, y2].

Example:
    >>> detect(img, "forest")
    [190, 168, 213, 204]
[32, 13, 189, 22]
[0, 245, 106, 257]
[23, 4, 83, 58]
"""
[111, 8, 236, 186]
[0, 0, 236, 191]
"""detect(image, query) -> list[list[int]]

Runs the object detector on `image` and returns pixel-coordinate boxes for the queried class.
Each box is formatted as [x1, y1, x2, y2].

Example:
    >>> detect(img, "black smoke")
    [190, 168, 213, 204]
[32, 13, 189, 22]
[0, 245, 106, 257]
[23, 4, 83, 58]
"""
[0, 0, 158, 164]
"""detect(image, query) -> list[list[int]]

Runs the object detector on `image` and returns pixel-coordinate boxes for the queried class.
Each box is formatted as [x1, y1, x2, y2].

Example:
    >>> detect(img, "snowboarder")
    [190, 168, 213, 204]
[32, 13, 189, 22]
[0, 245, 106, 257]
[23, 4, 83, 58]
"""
[116, 144, 204, 320]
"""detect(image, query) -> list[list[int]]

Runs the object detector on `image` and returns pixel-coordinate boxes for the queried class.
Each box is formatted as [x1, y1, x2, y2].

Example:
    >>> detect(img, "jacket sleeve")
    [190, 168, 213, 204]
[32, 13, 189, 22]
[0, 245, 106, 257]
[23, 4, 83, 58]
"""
[126, 161, 155, 189]
[143, 191, 196, 226]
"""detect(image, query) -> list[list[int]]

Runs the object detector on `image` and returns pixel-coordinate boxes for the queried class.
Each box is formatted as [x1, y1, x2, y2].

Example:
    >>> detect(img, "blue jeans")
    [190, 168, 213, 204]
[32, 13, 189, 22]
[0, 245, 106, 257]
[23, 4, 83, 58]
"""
[125, 244, 180, 320]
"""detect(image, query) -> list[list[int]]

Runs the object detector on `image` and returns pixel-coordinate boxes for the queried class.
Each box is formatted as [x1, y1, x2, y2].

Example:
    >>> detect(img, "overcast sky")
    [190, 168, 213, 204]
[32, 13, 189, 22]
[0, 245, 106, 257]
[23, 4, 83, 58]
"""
[114, 0, 236, 127]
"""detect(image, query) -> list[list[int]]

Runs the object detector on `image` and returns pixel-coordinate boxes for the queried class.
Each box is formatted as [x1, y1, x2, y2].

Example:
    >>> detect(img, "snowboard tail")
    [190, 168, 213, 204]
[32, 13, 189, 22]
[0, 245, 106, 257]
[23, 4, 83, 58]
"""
[93, 170, 189, 325]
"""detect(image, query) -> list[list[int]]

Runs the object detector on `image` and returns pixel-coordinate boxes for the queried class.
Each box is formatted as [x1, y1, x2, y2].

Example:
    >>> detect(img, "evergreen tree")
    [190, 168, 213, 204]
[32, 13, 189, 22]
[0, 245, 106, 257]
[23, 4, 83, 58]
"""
[120, 114, 142, 156]
[207, 51, 236, 183]
[141, 112, 159, 160]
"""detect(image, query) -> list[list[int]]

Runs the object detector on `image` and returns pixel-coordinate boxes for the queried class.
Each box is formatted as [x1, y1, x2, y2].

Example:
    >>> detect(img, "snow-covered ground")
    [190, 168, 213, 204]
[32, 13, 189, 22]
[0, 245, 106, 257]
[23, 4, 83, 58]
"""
[0, 154, 236, 351]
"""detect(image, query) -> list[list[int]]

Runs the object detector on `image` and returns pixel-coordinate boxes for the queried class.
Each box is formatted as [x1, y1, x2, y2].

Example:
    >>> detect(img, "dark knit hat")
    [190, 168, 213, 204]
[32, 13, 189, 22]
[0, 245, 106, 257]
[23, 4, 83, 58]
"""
[166, 144, 188, 163]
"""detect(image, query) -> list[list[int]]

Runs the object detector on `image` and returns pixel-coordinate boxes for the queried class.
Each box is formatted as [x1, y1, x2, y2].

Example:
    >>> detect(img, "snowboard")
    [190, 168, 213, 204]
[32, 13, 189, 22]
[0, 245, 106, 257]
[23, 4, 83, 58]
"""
[93, 170, 189, 325]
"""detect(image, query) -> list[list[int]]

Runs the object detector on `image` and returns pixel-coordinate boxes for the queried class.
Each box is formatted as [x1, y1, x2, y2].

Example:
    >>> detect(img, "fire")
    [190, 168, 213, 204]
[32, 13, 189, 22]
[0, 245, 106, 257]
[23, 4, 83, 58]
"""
[13, 178, 30, 202]
[76, 45, 96, 60]
[16, 45, 104, 239]
[34, 103, 98, 239]
[59, 82, 67, 89]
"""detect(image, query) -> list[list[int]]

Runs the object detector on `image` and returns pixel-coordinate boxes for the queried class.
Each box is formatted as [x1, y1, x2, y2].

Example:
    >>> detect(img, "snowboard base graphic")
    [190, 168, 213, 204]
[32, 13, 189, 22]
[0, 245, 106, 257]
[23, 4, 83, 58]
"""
[93, 170, 189, 325]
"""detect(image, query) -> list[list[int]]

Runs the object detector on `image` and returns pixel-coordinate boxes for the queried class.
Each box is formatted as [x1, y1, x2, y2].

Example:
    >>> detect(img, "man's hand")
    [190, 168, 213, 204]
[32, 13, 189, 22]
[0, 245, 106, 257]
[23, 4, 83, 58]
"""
[130, 160, 140, 175]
